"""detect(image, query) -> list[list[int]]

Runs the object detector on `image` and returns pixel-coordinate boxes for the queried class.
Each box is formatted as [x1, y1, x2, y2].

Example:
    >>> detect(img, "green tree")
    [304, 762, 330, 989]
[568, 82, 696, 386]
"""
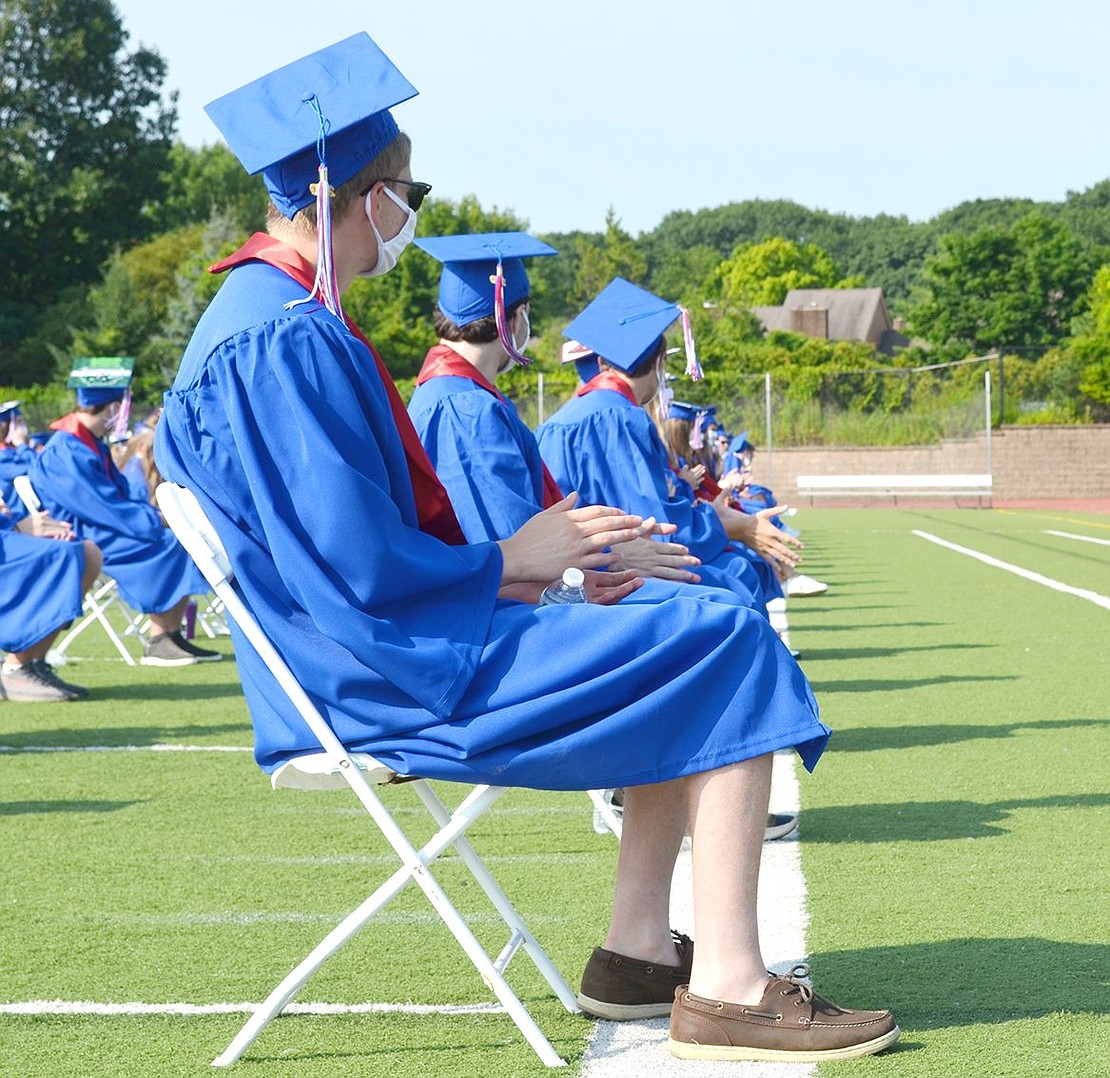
[910, 214, 1092, 354]
[716, 237, 844, 307]
[0, 0, 177, 383]
[570, 208, 647, 308]
[148, 141, 268, 235]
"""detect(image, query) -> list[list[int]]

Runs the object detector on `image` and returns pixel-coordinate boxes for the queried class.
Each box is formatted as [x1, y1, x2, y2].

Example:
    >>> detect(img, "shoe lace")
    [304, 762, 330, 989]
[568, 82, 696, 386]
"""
[31, 659, 67, 689]
[780, 963, 814, 1004]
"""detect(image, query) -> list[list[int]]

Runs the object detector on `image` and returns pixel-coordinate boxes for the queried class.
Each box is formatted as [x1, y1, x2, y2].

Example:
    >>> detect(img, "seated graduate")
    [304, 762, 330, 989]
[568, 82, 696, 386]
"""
[29, 358, 220, 667]
[0, 502, 102, 701]
[406, 232, 707, 589]
[535, 278, 799, 611]
[153, 34, 895, 1063]
[0, 400, 34, 523]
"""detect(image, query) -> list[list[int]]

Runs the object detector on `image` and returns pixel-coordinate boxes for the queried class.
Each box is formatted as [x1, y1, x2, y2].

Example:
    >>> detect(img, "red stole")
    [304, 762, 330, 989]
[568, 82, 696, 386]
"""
[50, 414, 130, 496]
[210, 235, 467, 546]
[415, 345, 565, 510]
[576, 370, 639, 406]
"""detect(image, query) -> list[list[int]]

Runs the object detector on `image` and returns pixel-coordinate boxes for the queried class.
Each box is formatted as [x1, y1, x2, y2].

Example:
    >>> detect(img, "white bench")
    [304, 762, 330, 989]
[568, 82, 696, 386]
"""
[795, 473, 993, 506]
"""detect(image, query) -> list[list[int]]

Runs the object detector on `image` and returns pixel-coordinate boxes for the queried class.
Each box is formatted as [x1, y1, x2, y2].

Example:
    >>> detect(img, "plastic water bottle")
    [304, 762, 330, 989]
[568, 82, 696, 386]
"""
[540, 567, 587, 606]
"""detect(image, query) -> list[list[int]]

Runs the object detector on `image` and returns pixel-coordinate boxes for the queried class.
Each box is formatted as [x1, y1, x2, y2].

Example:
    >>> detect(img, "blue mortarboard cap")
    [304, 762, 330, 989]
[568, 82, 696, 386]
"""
[730, 432, 753, 454]
[415, 233, 557, 326]
[0, 400, 21, 420]
[563, 278, 681, 373]
[667, 401, 702, 423]
[204, 33, 418, 218]
[68, 357, 134, 408]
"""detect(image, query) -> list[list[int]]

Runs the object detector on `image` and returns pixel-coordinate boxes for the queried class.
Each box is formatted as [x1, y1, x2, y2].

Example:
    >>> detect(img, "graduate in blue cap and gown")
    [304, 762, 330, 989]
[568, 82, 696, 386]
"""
[536, 278, 801, 609]
[153, 34, 896, 1063]
[1, 493, 102, 701]
[0, 401, 34, 522]
[31, 358, 221, 667]
[407, 233, 716, 592]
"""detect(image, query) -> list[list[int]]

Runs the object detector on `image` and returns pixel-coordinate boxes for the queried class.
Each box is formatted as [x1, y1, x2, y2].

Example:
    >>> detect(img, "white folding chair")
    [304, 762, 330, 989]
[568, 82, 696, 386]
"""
[155, 482, 579, 1068]
[14, 474, 145, 664]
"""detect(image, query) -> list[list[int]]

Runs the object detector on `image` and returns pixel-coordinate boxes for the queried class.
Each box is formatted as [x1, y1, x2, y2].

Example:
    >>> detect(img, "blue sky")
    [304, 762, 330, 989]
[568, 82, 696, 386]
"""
[112, 0, 1110, 236]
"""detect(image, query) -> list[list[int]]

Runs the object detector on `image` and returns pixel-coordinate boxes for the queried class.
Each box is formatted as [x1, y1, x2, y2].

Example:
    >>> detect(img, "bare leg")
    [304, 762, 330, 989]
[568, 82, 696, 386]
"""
[80, 540, 102, 594]
[686, 753, 774, 1003]
[603, 779, 689, 965]
[149, 596, 190, 636]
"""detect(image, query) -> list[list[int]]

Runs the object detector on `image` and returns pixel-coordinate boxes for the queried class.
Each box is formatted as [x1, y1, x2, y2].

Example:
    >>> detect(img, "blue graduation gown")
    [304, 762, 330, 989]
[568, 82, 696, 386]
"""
[409, 369, 546, 543]
[30, 427, 206, 613]
[0, 445, 34, 522]
[407, 355, 750, 609]
[0, 515, 85, 653]
[536, 389, 781, 605]
[156, 253, 828, 787]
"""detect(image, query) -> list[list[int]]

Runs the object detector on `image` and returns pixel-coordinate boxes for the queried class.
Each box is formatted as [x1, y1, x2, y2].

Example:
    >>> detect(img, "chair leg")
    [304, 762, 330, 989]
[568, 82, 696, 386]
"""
[54, 576, 137, 665]
[588, 789, 624, 839]
[412, 782, 579, 1013]
[213, 783, 568, 1069]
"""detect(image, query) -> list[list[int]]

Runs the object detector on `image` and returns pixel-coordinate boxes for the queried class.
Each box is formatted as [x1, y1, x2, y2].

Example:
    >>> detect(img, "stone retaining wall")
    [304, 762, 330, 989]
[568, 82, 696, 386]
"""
[763, 425, 1110, 503]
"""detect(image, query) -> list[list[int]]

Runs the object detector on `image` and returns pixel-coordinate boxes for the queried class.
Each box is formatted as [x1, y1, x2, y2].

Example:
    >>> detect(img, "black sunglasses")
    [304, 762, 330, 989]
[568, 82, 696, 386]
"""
[359, 177, 433, 211]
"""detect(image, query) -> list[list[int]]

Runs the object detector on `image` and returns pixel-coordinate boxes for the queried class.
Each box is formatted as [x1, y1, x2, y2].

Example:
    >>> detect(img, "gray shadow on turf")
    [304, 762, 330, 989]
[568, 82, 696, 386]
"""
[0, 799, 143, 815]
[814, 674, 1018, 692]
[796, 792, 1110, 843]
[812, 937, 1109, 1028]
[824, 716, 1108, 752]
[799, 642, 993, 660]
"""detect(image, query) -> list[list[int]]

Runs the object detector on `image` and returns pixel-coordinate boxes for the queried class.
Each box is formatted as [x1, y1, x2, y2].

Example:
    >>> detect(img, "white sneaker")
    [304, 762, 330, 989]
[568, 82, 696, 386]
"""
[786, 573, 828, 597]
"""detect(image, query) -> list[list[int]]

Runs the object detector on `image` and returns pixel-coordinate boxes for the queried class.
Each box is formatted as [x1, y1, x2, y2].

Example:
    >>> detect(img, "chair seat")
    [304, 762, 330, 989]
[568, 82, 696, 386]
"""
[271, 752, 402, 791]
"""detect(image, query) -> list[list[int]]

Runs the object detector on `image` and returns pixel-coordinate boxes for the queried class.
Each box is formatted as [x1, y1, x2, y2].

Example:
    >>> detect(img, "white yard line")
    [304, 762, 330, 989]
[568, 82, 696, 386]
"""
[1044, 529, 1110, 548]
[0, 999, 502, 1017]
[0, 743, 251, 754]
[579, 751, 815, 1078]
[914, 530, 1110, 610]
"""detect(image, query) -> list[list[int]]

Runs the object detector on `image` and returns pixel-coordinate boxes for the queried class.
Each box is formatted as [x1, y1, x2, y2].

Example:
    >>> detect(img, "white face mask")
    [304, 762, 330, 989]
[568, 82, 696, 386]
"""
[360, 185, 417, 278]
[513, 306, 531, 354]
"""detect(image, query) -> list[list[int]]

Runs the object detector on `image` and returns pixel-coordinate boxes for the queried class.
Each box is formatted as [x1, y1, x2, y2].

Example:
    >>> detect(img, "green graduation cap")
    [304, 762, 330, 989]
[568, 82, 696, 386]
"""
[68, 357, 134, 407]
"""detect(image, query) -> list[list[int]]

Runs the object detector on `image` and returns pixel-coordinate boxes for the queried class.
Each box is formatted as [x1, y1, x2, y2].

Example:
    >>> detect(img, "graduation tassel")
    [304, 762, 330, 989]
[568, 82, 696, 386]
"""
[112, 389, 132, 441]
[678, 306, 703, 381]
[284, 96, 344, 321]
[689, 409, 706, 450]
[492, 260, 531, 366]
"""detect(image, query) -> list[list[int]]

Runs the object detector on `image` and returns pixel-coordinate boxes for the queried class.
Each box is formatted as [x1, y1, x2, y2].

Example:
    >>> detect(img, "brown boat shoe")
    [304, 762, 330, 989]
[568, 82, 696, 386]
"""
[577, 930, 694, 1020]
[668, 964, 900, 1062]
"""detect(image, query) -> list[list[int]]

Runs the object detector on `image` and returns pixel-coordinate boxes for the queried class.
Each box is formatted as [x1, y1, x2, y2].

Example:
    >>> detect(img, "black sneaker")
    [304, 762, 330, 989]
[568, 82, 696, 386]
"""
[31, 659, 88, 699]
[141, 632, 198, 667]
[170, 631, 222, 662]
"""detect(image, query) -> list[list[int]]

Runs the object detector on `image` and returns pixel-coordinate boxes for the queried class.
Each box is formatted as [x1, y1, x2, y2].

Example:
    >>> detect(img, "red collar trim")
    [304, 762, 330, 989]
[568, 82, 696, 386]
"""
[415, 345, 507, 402]
[576, 370, 639, 406]
[49, 413, 102, 455]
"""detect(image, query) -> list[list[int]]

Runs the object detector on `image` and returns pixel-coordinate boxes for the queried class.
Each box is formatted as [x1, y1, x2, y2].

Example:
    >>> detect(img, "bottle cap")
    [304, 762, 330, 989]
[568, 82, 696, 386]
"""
[562, 567, 585, 587]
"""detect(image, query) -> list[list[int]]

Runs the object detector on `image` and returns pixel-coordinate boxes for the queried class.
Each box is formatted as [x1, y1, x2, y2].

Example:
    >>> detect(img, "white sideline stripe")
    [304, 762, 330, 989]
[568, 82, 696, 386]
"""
[0, 1000, 502, 1017]
[202, 853, 598, 866]
[1045, 529, 1110, 548]
[580, 751, 815, 1078]
[0, 744, 251, 755]
[105, 911, 568, 927]
[913, 530, 1110, 610]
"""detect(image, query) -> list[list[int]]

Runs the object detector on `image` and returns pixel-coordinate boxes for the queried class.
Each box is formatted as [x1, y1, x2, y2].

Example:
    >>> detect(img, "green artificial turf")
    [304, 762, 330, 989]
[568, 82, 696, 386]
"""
[788, 509, 1110, 1077]
[2, 508, 1108, 1076]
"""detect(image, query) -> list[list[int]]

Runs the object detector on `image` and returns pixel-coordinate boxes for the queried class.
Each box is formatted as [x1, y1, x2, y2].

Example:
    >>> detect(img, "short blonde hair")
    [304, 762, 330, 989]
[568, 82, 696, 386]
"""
[266, 132, 413, 235]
